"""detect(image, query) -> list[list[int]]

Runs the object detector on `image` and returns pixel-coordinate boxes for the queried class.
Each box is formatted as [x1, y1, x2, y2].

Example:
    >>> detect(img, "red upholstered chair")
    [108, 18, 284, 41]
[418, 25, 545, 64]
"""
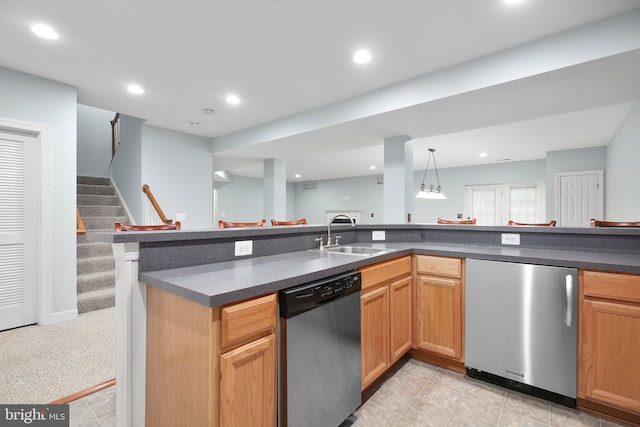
[271, 218, 307, 226]
[591, 219, 640, 227]
[508, 220, 556, 227]
[114, 222, 181, 232]
[437, 218, 476, 224]
[218, 219, 266, 229]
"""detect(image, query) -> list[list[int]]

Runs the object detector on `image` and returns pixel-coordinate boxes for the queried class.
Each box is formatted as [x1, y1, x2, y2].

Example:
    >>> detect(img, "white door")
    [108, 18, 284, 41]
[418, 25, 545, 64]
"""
[0, 130, 38, 331]
[555, 170, 603, 227]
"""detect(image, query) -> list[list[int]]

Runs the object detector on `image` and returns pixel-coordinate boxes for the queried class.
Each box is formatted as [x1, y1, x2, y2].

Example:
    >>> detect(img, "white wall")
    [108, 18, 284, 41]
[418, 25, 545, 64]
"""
[141, 125, 213, 229]
[0, 66, 77, 316]
[77, 104, 115, 178]
[606, 101, 640, 220]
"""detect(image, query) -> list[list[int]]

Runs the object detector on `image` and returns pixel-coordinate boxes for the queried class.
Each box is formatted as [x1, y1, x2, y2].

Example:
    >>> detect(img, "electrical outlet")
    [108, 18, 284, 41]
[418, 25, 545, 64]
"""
[176, 212, 187, 221]
[372, 230, 385, 241]
[501, 233, 521, 245]
[234, 240, 253, 256]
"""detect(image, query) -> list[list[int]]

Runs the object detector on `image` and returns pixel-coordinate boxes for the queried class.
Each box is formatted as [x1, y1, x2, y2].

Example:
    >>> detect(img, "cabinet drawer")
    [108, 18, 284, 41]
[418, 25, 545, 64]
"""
[359, 256, 411, 290]
[583, 271, 640, 303]
[221, 293, 277, 352]
[415, 255, 462, 278]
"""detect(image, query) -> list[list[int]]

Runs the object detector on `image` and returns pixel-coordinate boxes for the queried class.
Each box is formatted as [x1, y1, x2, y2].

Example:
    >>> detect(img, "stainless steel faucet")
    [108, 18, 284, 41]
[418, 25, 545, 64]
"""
[323, 214, 355, 249]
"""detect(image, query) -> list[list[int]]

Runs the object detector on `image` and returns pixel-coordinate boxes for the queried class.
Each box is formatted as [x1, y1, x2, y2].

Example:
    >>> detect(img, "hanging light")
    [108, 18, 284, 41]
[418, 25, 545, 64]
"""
[415, 148, 446, 200]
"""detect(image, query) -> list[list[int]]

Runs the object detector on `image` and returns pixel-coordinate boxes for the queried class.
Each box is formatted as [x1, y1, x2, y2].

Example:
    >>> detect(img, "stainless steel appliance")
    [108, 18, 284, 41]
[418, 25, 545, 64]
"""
[465, 259, 578, 406]
[279, 271, 362, 427]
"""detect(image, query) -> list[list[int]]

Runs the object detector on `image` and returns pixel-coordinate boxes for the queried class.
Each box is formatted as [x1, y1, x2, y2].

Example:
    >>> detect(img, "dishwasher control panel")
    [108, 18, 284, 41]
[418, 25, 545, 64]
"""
[279, 271, 361, 318]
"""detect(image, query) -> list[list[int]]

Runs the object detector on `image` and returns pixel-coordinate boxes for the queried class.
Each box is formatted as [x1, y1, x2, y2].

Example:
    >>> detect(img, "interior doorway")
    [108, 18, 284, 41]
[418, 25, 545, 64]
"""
[0, 118, 52, 329]
[0, 130, 38, 331]
[555, 170, 604, 227]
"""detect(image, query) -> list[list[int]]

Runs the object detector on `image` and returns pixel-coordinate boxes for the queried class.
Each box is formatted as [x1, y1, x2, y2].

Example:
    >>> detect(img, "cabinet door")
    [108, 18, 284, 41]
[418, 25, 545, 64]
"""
[581, 299, 640, 414]
[220, 334, 277, 427]
[361, 286, 390, 390]
[414, 275, 463, 361]
[390, 276, 412, 363]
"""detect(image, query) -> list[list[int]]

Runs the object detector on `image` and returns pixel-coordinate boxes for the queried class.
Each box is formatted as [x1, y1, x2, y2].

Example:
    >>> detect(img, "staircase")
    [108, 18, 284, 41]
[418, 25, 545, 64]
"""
[77, 176, 129, 314]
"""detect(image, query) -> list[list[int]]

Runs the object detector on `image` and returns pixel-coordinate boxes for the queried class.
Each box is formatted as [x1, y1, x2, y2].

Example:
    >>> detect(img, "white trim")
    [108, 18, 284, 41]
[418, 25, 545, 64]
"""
[0, 117, 54, 326]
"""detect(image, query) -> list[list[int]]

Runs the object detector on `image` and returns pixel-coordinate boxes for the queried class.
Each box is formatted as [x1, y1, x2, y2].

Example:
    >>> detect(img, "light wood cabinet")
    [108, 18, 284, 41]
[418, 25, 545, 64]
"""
[359, 256, 412, 390]
[579, 270, 640, 418]
[146, 286, 277, 427]
[414, 255, 464, 362]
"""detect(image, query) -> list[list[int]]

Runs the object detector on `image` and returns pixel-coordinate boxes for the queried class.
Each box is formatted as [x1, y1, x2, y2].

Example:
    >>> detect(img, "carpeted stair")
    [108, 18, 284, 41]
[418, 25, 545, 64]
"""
[77, 176, 129, 314]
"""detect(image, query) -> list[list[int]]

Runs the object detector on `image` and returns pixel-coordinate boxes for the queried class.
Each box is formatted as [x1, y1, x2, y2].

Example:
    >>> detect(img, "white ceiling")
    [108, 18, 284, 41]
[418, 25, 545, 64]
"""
[2, 0, 640, 181]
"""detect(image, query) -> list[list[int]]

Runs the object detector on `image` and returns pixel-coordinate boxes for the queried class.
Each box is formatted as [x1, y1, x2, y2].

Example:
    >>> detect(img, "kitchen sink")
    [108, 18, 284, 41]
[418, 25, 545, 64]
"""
[318, 245, 395, 256]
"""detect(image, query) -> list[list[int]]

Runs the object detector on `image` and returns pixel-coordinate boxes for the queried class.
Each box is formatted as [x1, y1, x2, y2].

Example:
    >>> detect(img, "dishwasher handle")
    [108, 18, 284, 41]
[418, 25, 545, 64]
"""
[564, 274, 574, 327]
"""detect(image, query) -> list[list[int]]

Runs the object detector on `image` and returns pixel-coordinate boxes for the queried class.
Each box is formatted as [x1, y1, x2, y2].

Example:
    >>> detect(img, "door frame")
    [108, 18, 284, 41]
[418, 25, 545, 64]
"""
[554, 170, 604, 227]
[0, 117, 53, 325]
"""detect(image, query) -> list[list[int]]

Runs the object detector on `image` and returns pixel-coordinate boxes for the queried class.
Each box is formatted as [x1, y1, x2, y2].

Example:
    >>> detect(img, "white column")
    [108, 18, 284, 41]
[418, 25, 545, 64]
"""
[112, 242, 145, 427]
[264, 158, 287, 221]
[383, 136, 414, 223]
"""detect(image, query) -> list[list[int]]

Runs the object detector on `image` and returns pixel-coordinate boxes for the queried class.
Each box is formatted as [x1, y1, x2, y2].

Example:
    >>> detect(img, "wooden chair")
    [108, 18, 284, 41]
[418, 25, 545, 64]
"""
[271, 218, 307, 226]
[218, 219, 266, 229]
[591, 219, 640, 227]
[508, 220, 556, 227]
[437, 218, 476, 224]
[114, 222, 181, 232]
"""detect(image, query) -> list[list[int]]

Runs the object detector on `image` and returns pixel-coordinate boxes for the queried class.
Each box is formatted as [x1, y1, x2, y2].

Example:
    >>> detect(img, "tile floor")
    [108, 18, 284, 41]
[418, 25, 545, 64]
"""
[68, 359, 635, 427]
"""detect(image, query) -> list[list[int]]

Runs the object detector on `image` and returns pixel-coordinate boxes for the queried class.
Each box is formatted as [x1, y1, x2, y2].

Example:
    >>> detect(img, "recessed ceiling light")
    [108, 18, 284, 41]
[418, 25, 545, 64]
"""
[295, 174, 301, 178]
[479, 153, 488, 158]
[226, 94, 240, 105]
[127, 84, 144, 95]
[353, 49, 372, 64]
[31, 23, 59, 40]
[504, 0, 525, 4]
[369, 165, 376, 170]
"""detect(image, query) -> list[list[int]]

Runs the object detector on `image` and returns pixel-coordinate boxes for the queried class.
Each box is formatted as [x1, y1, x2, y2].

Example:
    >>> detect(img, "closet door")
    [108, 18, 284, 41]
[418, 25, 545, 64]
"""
[0, 130, 37, 331]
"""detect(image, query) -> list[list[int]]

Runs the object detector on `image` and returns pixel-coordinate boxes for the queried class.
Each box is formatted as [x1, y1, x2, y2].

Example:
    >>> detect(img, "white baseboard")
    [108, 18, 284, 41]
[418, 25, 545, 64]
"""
[40, 308, 78, 325]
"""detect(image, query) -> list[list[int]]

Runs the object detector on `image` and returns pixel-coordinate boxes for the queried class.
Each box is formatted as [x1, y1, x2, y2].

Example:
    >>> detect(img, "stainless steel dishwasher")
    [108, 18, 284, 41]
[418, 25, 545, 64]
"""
[465, 259, 578, 407]
[279, 271, 362, 427]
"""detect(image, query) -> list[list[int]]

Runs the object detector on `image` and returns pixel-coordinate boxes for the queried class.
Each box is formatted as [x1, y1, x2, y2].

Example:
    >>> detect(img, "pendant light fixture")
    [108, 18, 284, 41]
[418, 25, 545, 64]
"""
[415, 148, 446, 200]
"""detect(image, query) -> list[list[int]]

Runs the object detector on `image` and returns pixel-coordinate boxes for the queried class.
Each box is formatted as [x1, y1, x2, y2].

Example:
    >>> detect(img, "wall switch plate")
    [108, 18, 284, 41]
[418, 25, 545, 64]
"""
[372, 230, 385, 241]
[234, 240, 253, 256]
[176, 212, 187, 221]
[501, 233, 521, 245]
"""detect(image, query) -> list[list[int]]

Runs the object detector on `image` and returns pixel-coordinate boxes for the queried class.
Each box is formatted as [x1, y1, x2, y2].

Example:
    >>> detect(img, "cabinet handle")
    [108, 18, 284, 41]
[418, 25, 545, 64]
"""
[565, 275, 574, 327]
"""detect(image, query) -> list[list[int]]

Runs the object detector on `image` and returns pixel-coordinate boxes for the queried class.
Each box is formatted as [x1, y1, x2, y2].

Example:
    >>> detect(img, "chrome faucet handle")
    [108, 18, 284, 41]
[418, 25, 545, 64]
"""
[315, 237, 325, 249]
[334, 235, 342, 245]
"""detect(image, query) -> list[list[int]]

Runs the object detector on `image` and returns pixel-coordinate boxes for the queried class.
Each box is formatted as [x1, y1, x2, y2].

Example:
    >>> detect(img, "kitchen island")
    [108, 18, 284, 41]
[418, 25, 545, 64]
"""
[90, 224, 640, 426]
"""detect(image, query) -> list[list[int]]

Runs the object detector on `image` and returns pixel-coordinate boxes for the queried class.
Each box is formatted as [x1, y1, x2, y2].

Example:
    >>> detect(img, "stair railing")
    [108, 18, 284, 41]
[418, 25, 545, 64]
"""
[142, 184, 173, 224]
[76, 208, 86, 235]
[111, 112, 120, 159]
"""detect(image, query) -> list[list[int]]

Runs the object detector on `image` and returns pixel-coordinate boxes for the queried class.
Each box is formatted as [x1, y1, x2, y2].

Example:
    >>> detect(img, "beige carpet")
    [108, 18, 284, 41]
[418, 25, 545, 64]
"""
[0, 307, 116, 404]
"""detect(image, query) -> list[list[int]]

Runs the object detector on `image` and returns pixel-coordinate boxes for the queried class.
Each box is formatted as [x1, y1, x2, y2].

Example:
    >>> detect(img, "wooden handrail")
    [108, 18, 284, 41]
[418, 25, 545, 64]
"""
[76, 208, 86, 235]
[111, 112, 120, 158]
[142, 184, 173, 224]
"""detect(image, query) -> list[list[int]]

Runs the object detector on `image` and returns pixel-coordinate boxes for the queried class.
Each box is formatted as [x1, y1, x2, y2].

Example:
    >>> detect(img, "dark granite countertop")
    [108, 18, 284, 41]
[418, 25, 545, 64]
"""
[139, 241, 640, 307]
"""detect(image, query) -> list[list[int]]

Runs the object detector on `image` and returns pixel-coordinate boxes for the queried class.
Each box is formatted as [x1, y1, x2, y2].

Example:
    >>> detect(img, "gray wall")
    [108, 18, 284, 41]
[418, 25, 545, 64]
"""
[111, 115, 145, 224]
[0, 66, 78, 315]
[414, 160, 547, 224]
[606, 102, 640, 220]
[215, 175, 265, 225]
[293, 175, 385, 225]
[77, 104, 114, 178]
[141, 125, 213, 229]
